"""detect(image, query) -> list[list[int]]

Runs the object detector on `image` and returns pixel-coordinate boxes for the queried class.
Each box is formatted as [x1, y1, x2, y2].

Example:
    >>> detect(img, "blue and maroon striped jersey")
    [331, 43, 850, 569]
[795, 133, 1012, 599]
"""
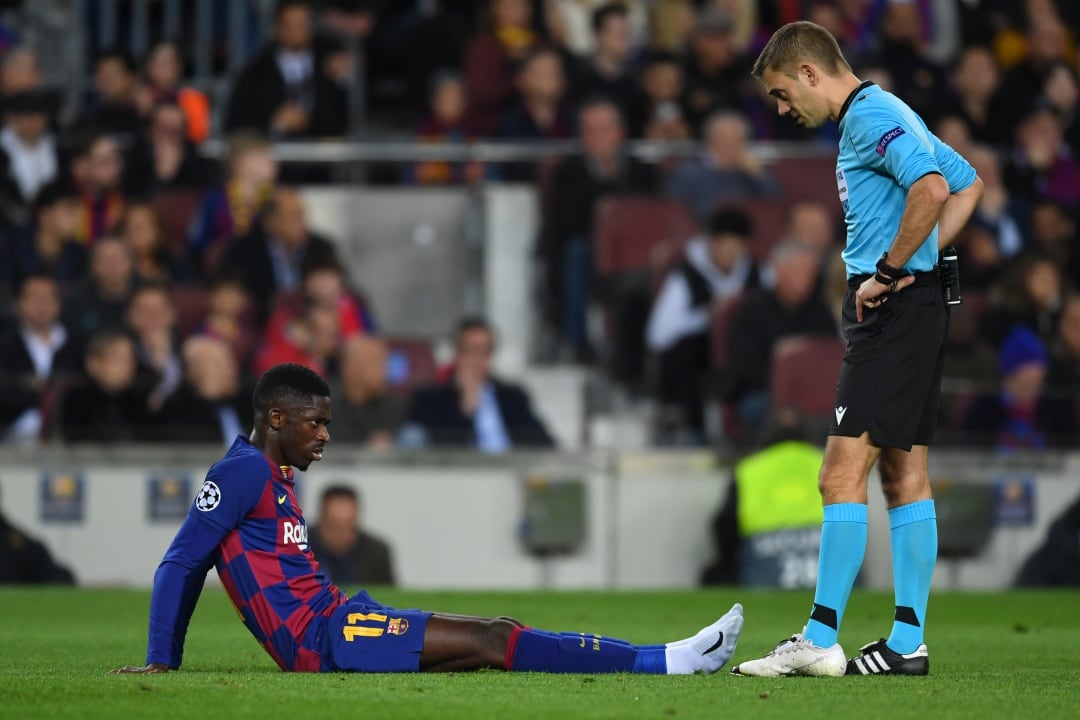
[146, 436, 346, 671]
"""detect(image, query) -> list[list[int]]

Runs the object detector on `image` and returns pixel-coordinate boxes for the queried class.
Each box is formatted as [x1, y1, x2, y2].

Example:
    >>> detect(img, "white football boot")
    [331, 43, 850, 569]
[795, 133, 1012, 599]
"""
[730, 630, 846, 677]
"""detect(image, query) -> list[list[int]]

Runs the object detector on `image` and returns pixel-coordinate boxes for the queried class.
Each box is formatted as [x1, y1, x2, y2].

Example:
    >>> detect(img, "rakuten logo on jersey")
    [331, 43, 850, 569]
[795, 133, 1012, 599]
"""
[280, 520, 309, 550]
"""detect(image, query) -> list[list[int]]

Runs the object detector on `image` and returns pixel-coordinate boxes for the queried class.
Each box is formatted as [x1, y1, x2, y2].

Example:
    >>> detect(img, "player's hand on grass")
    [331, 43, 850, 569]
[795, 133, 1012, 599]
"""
[855, 274, 915, 322]
[109, 663, 170, 675]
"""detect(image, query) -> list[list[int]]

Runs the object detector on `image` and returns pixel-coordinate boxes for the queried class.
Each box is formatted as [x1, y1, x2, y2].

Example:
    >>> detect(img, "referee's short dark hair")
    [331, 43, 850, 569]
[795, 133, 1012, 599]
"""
[752, 20, 851, 79]
[253, 363, 330, 413]
[708, 206, 754, 240]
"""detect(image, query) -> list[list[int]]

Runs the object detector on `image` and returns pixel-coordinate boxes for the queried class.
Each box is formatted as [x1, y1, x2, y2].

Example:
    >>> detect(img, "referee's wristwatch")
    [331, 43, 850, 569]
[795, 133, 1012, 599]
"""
[874, 253, 903, 290]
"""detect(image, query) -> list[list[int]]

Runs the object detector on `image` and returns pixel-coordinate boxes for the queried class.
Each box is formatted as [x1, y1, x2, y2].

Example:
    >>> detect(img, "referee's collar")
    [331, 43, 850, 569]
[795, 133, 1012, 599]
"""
[837, 80, 876, 125]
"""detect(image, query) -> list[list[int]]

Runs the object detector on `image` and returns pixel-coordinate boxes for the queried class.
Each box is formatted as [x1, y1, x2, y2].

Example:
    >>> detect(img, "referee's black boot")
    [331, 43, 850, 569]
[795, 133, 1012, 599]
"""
[846, 639, 929, 675]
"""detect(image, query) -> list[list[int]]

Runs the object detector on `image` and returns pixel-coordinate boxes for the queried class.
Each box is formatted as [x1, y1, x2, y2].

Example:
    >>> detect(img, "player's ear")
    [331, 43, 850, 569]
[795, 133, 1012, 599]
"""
[267, 407, 285, 431]
[801, 63, 817, 86]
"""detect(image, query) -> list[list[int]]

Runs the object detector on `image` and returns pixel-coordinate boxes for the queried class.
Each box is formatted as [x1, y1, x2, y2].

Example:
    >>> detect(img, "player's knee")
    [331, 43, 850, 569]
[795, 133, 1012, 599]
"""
[480, 617, 519, 666]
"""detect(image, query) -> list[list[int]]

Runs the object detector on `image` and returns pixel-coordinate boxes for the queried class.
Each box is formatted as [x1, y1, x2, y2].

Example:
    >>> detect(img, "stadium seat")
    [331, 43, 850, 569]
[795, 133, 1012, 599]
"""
[769, 335, 846, 417]
[772, 155, 841, 210]
[709, 293, 748, 444]
[384, 337, 437, 396]
[735, 198, 788, 262]
[593, 196, 699, 278]
[151, 188, 206, 258]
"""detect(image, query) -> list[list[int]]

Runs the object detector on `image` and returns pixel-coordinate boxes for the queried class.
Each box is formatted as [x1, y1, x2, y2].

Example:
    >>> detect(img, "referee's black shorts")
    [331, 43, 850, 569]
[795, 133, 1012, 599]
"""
[829, 270, 949, 451]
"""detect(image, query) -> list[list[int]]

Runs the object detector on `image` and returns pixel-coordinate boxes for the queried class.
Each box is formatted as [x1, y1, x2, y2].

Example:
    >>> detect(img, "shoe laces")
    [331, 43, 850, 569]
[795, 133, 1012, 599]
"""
[770, 634, 807, 656]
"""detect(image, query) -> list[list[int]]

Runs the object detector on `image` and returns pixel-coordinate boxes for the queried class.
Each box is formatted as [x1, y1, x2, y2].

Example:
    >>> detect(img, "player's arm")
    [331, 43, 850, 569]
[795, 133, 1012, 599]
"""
[113, 463, 262, 674]
[111, 513, 227, 674]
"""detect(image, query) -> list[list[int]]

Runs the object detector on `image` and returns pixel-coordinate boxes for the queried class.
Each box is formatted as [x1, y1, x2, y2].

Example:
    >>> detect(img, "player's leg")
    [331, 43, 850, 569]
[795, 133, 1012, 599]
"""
[422, 604, 744, 674]
[732, 433, 876, 677]
[846, 444, 934, 676]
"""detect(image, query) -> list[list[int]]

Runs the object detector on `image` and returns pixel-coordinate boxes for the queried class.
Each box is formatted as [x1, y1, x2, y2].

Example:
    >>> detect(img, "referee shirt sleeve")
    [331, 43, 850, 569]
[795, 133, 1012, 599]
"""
[849, 113, 941, 191]
[931, 134, 978, 193]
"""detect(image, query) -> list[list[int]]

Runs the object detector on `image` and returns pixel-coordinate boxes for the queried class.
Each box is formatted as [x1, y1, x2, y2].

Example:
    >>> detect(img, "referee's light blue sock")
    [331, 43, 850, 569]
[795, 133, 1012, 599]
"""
[803, 503, 868, 649]
[885, 499, 937, 654]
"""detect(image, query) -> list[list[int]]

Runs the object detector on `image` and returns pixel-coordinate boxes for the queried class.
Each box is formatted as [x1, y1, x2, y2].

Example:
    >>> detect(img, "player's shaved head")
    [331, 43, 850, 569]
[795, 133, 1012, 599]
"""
[253, 363, 330, 414]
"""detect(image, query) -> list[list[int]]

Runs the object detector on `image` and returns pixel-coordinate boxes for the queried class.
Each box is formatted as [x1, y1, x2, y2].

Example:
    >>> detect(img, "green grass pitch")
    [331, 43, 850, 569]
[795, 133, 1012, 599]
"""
[1, 587, 1077, 719]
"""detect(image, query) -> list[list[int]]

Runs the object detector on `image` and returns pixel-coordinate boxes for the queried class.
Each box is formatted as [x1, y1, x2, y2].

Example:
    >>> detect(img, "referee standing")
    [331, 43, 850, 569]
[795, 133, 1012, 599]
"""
[731, 21, 983, 677]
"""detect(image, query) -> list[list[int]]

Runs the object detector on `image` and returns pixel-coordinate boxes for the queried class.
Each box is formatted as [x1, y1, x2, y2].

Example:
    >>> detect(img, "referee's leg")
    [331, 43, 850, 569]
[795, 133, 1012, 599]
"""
[801, 433, 879, 650]
[877, 445, 937, 655]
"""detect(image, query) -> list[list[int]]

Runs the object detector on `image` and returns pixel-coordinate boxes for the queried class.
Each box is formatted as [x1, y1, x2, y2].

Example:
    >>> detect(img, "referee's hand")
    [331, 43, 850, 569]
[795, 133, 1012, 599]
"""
[855, 274, 915, 322]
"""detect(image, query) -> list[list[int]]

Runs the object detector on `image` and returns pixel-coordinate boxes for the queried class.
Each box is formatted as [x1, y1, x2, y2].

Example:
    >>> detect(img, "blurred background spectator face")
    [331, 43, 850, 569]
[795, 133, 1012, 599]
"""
[38, 191, 80, 239]
[492, 0, 531, 30]
[145, 41, 183, 91]
[707, 227, 749, 273]
[0, 47, 41, 96]
[579, 101, 623, 161]
[1029, 201, 1074, 260]
[880, 1, 923, 48]
[122, 203, 168, 264]
[341, 335, 389, 402]
[127, 285, 176, 340]
[705, 112, 750, 167]
[691, 10, 736, 70]
[1023, 256, 1062, 313]
[1027, 12, 1068, 67]
[456, 322, 495, 384]
[183, 335, 239, 401]
[431, 74, 468, 126]
[208, 277, 249, 320]
[267, 189, 309, 249]
[7, 100, 49, 145]
[149, 103, 187, 144]
[86, 333, 137, 394]
[807, 1, 844, 41]
[517, 49, 565, 106]
[953, 47, 999, 106]
[276, 1, 314, 52]
[935, 115, 973, 158]
[96, 53, 136, 104]
[306, 303, 341, 360]
[771, 243, 820, 308]
[1043, 61, 1078, 115]
[81, 135, 124, 194]
[303, 262, 348, 307]
[18, 275, 62, 333]
[90, 237, 134, 296]
[594, 5, 632, 64]
[1016, 108, 1064, 168]
[228, 135, 277, 186]
[642, 55, 683, 105]
[1058, 296, 1080, 361]
[785, 202, 836, 254]
[318, 490, 359, 555]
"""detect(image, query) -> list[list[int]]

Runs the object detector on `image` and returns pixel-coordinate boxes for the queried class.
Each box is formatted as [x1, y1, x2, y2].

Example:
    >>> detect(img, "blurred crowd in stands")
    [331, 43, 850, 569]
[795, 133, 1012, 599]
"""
[0, 0, 1078, 452]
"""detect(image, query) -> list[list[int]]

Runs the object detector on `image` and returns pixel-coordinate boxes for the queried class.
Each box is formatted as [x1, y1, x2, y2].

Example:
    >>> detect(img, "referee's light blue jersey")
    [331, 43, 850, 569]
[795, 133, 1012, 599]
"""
[835, 83, 977, 278]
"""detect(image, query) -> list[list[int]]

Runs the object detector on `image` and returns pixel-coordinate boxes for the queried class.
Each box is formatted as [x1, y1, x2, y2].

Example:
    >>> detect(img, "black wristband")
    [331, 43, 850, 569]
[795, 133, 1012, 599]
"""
[874, 271, 898, 289]
[875, 253, 903, 283]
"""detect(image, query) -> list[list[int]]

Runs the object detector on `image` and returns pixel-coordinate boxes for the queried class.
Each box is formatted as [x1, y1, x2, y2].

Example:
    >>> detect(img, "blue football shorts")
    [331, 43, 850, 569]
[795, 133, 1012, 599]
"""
[322, 590, 432, 672]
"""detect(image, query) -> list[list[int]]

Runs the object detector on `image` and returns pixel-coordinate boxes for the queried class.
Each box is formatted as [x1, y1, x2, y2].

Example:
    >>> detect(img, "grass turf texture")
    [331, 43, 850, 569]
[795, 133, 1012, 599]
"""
[1, 588, 1076, 719]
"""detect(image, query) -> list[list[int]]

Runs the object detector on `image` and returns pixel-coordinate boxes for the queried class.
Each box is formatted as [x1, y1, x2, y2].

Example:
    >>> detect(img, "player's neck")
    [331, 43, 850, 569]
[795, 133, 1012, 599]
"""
[827, 73, 865, 123]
